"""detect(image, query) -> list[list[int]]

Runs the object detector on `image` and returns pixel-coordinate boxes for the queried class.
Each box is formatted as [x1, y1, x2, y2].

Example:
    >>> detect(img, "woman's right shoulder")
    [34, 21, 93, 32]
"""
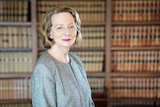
[33, 51, 57, 75]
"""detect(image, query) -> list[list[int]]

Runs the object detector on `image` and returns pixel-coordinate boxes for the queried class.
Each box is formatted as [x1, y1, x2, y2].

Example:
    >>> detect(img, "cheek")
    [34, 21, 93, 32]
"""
[73, 31, 77, 37]
[52, 32, 61, 39]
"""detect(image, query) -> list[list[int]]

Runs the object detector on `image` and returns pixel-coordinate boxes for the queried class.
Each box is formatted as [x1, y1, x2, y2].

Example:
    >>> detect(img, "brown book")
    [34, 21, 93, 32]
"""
[131, 51, 135, 72]
[8, 79, 15, 99]
[0, 1, 3, 21]
[0, 27, 3, 47]
[134, 1, 139, 21]
[139, 51, 143, 72]
[139, 1, 143, 21]
[147, 1, 152, 21]
[143, 1, 147, 22]
[158, 78, 160, 98]
[111, 27, 116, 47]
[156, 1, 160, 21]
[141, 26, 145, 46]
[112, 1, 116, 22]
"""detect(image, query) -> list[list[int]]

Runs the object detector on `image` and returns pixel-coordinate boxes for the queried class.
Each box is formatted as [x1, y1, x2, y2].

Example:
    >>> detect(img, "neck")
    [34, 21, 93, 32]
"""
[49, 45, 70, 63]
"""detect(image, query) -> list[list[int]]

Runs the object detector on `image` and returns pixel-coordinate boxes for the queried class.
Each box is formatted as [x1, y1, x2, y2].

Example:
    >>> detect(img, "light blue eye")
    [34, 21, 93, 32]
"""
[69, 25, 76, 30]
[56, 27, 65, 32]
[57, 27, 63, 30]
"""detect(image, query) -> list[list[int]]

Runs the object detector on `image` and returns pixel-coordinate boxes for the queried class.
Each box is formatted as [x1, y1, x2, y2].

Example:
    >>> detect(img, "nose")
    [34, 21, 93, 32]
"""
[64, 28, 71, 35]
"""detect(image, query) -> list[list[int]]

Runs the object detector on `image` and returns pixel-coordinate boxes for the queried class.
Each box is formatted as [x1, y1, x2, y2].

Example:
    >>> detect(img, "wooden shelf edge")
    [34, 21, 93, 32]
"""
[0, 73, 31, 79]
[110, 72, 160, 77]
[92, 91, 107, 98]
[0, 22, 31, 26]
[0, 99, 31, 104]
[0, 48, 32, 52]
[87, 72, 106, 77]
[112, 22, 160, 26]
[111, 47, 160, 51]
[111, 98, 160, 102]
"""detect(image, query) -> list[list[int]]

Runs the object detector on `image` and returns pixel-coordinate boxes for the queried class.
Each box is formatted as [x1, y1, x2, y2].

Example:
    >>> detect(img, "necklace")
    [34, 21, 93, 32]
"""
[63, 56, 70, 63]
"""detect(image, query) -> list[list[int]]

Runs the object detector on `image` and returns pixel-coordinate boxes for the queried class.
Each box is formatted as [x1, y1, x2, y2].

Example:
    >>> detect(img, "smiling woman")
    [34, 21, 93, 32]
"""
[49, 12, 77, 49]
[30, 5, 95, 107]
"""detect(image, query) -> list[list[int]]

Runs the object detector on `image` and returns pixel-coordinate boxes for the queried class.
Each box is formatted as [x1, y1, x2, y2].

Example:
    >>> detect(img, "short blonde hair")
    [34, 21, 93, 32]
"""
[39, 5, 82, 48]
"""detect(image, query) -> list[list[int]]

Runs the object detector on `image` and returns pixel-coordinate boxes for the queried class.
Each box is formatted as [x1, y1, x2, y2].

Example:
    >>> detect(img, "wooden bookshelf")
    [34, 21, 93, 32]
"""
[0, 0, 160, 107]
[107, 0, 160, 107]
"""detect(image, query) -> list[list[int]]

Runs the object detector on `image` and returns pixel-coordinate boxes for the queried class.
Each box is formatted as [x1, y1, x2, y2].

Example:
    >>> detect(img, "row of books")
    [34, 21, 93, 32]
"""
[38, 26, 105, 48]
[112, 0, 160, 22]
[37, 0, 106, 22]
[88, 77, 104, 92]
[0, 103, 32, 107]
[0, 26, 32, 48]
[112, 51, 160, 72]
[0, 52, 32, 73]
[110, 77, 160, 98]
[0, 0, 29, 22]
[112, 26, 160, 47]
[73, 51, 104, 72]
[77, 26, 105, 48]
[0, 78, 31, 100]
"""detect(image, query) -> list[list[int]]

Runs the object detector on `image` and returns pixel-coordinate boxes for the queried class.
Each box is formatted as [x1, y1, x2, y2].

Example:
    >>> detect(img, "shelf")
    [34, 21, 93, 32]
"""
[87, 72, 106, 77]
[0, 48, 32, 52]
[82, 22, 106, 26]
[112, 22, 160, 26]
[92, 91, 107, 98]
[0, 22, 31, 26]
[0, 73, 31, 79]
[0, 99, 31, 104]
[0, 72, 105, 79]
[110, 72, 160, 77]
[111, 47, 160, 51]
[111, 98, 160, 102]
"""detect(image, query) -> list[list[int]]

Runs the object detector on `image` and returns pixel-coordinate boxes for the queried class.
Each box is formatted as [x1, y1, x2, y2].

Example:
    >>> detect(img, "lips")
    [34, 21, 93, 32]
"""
[62, 39, 71, 41]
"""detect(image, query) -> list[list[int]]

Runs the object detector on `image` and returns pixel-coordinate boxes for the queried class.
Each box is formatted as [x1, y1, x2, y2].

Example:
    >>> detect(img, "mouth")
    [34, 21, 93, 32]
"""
[62, 39, 71, 41]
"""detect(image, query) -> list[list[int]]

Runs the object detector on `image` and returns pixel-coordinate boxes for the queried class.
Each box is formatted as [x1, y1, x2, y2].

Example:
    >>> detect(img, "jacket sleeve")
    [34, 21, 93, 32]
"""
[30, 63, 56, 107]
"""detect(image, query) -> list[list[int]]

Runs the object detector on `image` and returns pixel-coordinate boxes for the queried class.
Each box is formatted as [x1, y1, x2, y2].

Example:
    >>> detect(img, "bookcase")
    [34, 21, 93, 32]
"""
[107, 0, 160, 107]
[0, 0, 160, 107]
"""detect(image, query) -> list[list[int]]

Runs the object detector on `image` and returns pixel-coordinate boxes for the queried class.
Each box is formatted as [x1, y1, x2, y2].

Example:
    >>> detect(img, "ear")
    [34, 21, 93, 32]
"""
[47, 32, 53, 40]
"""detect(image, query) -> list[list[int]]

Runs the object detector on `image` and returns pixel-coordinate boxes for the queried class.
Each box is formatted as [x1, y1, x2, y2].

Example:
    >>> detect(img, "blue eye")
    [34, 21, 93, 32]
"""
[57, 27, 63, 30]
[69, 25, 76, 30]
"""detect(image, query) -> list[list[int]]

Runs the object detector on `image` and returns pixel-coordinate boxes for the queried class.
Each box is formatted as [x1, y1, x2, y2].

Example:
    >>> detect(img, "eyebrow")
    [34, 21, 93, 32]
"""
[54, 23, 76, 27]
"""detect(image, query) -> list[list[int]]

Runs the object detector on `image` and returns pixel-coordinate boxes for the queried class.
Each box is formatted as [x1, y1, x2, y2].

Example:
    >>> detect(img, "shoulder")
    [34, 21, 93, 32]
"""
[37, 51, 52, 65]
[69, 52, 83, 66]
[32, 51, 56, 77]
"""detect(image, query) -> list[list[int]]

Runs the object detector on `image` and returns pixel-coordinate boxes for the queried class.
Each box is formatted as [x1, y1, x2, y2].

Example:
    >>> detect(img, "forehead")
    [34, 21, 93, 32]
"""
[51, 12, 75, 26]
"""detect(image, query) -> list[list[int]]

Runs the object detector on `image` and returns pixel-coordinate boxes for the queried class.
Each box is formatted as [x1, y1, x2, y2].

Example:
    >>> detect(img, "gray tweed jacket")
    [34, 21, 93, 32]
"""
[30, 51, 95, 107]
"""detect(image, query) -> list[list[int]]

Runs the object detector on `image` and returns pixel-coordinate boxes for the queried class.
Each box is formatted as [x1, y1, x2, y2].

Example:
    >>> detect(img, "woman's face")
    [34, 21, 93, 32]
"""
[50, 12, 77, 49]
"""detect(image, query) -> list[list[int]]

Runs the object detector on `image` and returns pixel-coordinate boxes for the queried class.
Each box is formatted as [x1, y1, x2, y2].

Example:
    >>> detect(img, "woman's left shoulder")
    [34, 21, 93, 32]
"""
[69, 52, 83, 65]
[69, 52, 81, 60]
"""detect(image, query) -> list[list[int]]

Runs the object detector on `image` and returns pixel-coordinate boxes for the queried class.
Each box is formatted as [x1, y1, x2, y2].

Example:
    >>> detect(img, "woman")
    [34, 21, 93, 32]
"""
[30, 5, 95, 107]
